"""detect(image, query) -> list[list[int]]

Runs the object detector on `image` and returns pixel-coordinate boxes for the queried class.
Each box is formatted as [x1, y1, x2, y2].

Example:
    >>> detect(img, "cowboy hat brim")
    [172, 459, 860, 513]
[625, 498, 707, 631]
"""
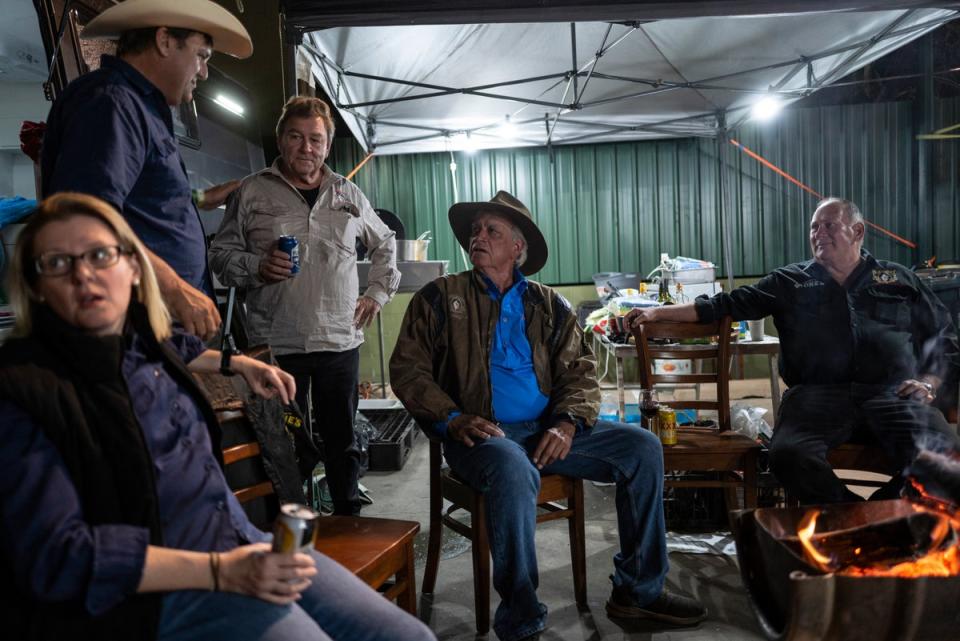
[82, 0, 253, 59]
[448, 201, 548, 276]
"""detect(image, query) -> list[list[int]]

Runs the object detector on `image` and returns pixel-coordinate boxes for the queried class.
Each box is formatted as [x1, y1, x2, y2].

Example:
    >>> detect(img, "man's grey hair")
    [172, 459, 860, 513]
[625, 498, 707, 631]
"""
[510, 224, 528, 269]
[815, 197, 864, 226]
[471, 211, 528, 268]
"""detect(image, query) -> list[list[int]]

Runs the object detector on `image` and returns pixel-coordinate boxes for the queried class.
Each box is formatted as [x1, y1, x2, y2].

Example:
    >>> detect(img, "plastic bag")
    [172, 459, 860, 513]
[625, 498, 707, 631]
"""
[354, 411, 380, 473]
[731, 403, 772, 441]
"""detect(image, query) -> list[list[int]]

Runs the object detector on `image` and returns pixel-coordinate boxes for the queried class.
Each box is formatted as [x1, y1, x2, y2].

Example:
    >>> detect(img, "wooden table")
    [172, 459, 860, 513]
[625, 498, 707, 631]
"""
[594, 334, 782, 420]
[314, 516, 420, 615]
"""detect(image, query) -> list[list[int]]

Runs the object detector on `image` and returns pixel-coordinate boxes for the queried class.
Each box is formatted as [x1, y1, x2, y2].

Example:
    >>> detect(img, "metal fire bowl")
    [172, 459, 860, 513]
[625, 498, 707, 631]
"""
[733, 500, 960, 641]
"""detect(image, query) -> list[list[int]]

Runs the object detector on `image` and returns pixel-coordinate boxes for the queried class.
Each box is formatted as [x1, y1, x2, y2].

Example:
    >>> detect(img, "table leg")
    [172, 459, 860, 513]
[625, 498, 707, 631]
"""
[397, 539, 417, 615]
[769, 353, 781, 418]
[377, 312, 387, 399]
[616, 353, 625, 421]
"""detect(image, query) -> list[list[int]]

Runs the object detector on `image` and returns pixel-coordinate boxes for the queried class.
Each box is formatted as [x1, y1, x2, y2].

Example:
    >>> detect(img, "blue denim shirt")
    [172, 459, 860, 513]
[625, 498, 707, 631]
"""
[41, 55, 212, 294]
[0, 332, 265, 616]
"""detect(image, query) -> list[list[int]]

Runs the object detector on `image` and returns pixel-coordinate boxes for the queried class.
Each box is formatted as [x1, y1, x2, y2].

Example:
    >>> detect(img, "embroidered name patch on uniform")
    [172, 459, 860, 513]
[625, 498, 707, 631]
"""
[872, 269, 899, 284]
[449, 295, 467, 318]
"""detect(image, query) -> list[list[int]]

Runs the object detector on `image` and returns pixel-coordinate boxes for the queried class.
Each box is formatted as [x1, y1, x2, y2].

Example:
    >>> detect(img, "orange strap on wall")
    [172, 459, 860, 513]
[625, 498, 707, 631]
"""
[729, 139, 917, 250]
[345, 152, 374, 181]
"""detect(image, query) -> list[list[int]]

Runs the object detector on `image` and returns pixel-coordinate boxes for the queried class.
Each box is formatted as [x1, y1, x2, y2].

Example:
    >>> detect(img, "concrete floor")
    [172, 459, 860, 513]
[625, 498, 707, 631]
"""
[356, 379, 785, 641]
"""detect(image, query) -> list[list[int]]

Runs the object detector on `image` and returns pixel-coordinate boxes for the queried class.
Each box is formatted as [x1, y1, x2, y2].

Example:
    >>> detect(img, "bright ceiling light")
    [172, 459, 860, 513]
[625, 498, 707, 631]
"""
[450, 131, 478, 153]
[496, 115, 517, 141]
[751, 96, 783, 121]
[461, 132, 478, 153]
[214, 94, 245, 116]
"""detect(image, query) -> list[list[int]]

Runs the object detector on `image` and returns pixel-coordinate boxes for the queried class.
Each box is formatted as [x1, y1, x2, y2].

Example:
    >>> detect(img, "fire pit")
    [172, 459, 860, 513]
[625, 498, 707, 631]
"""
[734, 499, 960, 641]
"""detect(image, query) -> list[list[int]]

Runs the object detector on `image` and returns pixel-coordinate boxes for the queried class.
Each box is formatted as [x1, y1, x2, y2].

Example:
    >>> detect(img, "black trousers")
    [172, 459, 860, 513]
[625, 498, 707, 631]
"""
[769, 383, 959, 505]
[276, 348, 361, 515]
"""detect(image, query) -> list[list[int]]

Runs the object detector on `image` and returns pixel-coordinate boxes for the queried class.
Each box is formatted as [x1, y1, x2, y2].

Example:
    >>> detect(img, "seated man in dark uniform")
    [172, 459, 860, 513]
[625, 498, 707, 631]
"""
[629, 197, 960, 504]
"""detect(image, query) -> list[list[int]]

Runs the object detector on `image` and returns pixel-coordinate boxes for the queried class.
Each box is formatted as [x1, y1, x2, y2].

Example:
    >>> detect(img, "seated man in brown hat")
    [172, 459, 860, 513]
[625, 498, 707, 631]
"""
[391, 191, 706, 641]
[41, 0, 250, 339]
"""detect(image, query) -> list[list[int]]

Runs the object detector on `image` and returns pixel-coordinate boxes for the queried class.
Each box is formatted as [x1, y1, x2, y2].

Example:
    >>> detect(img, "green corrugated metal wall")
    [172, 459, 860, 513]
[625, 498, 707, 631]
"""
[331, 99, 960, 284]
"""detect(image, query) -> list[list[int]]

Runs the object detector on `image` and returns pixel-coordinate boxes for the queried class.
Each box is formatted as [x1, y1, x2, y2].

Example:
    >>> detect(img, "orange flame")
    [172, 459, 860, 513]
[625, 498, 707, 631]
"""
[796, 510, 834, 571]
[844, 546, 960, 578]
[797, 479, 960, 578]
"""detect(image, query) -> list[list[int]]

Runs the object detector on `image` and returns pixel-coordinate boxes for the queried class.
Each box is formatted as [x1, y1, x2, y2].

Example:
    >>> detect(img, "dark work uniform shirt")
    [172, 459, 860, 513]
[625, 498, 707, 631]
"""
[0, 331, 265, 616]
[41, 55, 212, 295]
[694, 249, 960, 387]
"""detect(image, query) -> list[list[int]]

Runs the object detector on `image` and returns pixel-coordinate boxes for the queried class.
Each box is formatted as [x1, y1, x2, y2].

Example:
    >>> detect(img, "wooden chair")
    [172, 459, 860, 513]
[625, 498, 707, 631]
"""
[632, 316, 761, 521]
[314, 516, 421, 615]
[420, 433, 587, 634]
[194, 366, 282, 530]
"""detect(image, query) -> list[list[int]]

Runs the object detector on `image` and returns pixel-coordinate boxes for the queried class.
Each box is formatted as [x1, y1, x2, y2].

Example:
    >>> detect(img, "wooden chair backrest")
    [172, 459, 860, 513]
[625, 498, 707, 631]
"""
[631, 315, 733, 431]
[193, 346, 282, 530]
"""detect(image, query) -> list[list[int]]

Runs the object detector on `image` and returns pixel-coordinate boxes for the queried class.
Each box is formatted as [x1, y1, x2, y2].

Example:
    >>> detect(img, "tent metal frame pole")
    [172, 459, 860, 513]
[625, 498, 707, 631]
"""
[342, 69, 569, 93]
[575, 23, 612, 104]
[342, 89, 567, 110]
[811, 10, 915, 90]
[299, 12, 954, 151]
[570, 23, 579, 101]
[580, 13, 952, 110]
[302, 39, 371, 148]
[587, 72, 809, 96]
[717, 120, 737, 298]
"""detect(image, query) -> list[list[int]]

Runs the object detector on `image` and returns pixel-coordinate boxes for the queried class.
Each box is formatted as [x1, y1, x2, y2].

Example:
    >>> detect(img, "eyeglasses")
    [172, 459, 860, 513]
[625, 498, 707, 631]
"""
[34, 245, 130, 277]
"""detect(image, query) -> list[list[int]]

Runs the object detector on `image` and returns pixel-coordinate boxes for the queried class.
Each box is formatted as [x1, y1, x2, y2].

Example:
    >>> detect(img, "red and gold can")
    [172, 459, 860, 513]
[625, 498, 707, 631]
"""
[272, 503, 321, 553]
[658, 406, 678, 446]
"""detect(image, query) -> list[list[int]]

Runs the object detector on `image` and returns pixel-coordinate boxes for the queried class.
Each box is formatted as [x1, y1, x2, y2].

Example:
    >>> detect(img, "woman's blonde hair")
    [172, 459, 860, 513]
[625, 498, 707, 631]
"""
[7, 192, 172, 340]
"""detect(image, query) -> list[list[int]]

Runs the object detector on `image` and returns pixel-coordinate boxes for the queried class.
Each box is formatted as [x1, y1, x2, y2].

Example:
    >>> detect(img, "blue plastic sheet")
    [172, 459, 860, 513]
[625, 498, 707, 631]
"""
[0, 196, 35, 228]
[0, 196, 37, 276]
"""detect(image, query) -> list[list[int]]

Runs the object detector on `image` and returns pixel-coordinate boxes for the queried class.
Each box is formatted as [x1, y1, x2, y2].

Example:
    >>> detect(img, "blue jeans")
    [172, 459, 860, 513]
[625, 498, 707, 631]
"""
[157, 549, 436, 641]
[443, 420, 668, 641]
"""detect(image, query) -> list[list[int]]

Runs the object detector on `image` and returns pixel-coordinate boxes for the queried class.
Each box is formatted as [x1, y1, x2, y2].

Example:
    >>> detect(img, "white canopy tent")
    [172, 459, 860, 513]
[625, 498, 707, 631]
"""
[297, 8, 956, 155]
[291, 5, 957, 288]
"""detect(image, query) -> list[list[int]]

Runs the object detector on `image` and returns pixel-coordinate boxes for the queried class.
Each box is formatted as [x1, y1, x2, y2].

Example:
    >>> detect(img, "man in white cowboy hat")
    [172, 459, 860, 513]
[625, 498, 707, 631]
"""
[390, 191, 706, 641]
[40, 0, 253, 339]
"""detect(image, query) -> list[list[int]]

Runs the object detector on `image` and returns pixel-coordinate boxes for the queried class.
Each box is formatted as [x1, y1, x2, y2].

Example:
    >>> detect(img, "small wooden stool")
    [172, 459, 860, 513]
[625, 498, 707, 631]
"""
[314, 516, 420, 615]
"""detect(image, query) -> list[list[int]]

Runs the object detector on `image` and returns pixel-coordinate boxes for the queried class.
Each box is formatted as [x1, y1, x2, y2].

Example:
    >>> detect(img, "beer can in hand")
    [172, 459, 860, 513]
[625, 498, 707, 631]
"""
[658, 406, 678, 446]
[277, 235, 300, 274]
[272, 503, 320, 553]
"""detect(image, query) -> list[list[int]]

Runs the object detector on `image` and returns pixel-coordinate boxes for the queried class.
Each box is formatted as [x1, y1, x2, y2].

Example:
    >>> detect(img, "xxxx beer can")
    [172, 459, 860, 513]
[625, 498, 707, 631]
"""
[277, 235, 300, 274]
[658, 406, 678, 446]
[271, 503, 320, 553]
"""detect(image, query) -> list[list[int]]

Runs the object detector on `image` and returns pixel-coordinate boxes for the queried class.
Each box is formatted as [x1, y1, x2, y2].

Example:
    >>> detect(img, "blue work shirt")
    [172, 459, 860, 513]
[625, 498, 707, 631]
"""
[483, 269, 550, 423]
[41, 55, 212, 295]
[0, 332, 265, 616]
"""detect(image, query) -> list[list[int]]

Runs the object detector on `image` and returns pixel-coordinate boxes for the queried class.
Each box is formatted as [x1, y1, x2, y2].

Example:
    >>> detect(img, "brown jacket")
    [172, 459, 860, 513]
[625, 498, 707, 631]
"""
[390, 270, 600, 433]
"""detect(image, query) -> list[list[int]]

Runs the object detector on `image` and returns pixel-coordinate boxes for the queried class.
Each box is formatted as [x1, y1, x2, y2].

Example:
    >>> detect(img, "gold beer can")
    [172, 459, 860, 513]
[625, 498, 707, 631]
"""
[272, 503, 321, 553]
[658, 406, 678, 446]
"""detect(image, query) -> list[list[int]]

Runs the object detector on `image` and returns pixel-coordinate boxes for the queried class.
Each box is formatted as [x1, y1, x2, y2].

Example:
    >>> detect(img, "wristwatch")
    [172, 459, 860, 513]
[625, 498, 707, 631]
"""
[921, 381, 935, 396]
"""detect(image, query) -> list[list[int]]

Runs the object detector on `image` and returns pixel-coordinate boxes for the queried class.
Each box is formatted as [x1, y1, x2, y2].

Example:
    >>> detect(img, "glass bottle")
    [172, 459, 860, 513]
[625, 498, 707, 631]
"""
[657, 278, 675, 305]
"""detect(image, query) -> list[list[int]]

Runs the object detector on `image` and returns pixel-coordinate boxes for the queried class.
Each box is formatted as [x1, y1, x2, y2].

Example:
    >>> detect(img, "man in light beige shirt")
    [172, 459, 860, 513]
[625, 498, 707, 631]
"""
[210, 96, 399, 515]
